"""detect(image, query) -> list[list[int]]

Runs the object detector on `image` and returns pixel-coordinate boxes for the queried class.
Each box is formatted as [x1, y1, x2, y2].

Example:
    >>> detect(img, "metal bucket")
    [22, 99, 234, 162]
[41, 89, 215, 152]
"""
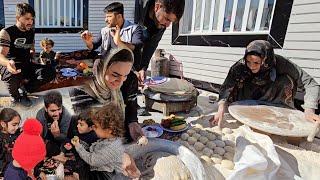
[124, 138, 209, 180]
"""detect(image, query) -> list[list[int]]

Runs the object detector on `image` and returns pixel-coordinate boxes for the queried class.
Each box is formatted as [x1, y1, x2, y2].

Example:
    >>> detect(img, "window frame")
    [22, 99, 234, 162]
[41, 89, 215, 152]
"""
[29, 0, 88, 33]
[0, 0, 4, 30]
[172, 0, 293, 48]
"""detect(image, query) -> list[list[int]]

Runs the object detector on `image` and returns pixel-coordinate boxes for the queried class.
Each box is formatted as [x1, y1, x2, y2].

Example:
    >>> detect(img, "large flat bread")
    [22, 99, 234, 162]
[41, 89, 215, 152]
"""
[229, 105, 315, 137]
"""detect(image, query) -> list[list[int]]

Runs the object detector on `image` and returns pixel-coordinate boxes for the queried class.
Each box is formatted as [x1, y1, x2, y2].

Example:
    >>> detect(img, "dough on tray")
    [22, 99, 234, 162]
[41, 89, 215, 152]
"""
[206, 141, 216, 149]
[199, 136, 209, 144]
[187, 137, 197, 145]
[194, 142, 205, 151]
[181, 133, 189, 141]
[213, 140, 226, 148]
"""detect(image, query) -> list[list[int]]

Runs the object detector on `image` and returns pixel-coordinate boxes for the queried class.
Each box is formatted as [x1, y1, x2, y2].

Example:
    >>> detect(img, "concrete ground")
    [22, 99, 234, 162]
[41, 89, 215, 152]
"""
[0, 76, 220, 126]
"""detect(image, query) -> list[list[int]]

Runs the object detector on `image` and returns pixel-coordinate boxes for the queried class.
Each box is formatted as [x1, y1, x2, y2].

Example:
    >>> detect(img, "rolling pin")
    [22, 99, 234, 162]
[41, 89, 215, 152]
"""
[307, 121, 320, 142]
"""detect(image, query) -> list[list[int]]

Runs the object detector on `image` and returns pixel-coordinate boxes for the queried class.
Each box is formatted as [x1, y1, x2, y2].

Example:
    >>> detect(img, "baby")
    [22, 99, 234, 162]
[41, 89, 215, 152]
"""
[39, 38, 59, 67]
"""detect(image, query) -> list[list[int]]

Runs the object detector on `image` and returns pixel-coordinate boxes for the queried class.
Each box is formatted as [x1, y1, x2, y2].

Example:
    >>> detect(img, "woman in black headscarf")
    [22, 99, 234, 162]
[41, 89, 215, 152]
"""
[210, 40, 320, 126]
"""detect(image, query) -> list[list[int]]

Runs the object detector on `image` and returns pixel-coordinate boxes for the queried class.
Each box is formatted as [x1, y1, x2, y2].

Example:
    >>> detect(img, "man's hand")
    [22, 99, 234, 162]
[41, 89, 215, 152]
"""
[6, 60, 21, 74]
[305, 108, 320, 122]
[50, 120, 61, 138]
[122, 153, 141, 179]
[80, 30, 93, 46]
[128, 122, 144, 141]
[137, 69, 146, 83]
[111, 25, 121, 46]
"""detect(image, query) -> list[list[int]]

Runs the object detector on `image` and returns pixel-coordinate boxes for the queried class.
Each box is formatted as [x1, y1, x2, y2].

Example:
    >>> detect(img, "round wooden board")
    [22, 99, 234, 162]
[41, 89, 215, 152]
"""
[228, 105, 315, 137]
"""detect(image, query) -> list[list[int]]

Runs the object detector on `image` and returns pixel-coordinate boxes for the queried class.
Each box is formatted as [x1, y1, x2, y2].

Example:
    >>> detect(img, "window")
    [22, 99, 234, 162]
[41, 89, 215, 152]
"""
[172, 0, 293, 48]
[29, 0, 88, 33]
[0, 0, 4, 30]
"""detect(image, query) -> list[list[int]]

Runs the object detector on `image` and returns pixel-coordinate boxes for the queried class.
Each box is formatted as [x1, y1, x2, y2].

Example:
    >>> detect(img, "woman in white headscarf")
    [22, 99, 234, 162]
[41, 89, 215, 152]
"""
[69, 47, 141, 179]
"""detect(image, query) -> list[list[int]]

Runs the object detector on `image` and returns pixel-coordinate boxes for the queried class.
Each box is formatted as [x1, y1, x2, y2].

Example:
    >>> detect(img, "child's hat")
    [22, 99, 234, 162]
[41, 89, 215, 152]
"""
[12, 118, 46, 171]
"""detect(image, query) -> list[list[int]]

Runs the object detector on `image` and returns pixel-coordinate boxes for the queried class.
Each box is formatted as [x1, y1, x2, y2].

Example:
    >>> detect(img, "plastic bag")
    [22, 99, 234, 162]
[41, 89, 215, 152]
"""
[228, 125, 302, 180]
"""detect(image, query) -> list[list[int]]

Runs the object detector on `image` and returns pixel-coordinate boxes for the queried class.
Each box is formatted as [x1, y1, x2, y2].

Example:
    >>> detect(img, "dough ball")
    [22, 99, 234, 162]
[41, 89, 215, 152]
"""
[186, 129, 196, 136]
[193, 128, 201, 133]
[224, 134, 236, 141]
[221, 135, 228, 141]
[212, 126, 222, 134]
[180, 133, 189, 141]
[224, 146, 234, 153]
[187, 137, 197, 145]
[192, 133, 201, 140]
[199, 130, 209, 137]
[223, 152, 234, 161]
[213, 140, 226, 148]
[194, 142, 205, 151]
[137, 136, 148, 146]
[199, 136, 209, 144]
[214, 147, 225, 156]
[194, 124, 203, 129]
[200, 155, 212, 164]
[202, 147, 213, 157]
[180, 140, 189, 147]
[206, 141, 216, 149]
[210, 154, 222, 164]
[222, 128, 233, 134]
[221, 160, 234, 170]
[206, 133, 216, 141]
[216, 134, 222, 140]
[224, 140, 235, 147]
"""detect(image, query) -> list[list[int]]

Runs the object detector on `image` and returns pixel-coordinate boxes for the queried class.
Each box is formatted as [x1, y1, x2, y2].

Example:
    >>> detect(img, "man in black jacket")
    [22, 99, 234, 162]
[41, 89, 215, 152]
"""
[134, 0, 185, 82]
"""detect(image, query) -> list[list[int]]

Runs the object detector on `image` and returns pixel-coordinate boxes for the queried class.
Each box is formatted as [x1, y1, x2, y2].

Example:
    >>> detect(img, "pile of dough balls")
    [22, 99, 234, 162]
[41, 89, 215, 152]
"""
[178, 126, 236, 170]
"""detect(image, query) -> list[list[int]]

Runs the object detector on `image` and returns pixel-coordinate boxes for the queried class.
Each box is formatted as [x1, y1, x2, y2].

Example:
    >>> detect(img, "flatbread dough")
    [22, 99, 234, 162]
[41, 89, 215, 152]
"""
[136, 151, 192, 180]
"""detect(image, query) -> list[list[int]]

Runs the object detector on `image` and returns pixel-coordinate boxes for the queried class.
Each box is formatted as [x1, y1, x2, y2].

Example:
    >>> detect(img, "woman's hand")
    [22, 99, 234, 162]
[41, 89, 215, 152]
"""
[129, 122, 144, 141]
[209, 101, 226, 128]
[304, 108, 320, 122]
[122, 153, 141, 179]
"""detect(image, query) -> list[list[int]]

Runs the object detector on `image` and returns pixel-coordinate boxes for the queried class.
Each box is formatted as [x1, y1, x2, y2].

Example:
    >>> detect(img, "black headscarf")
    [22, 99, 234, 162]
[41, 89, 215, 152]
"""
[239, 40, 277, 85]
[242, 40, 276, 73]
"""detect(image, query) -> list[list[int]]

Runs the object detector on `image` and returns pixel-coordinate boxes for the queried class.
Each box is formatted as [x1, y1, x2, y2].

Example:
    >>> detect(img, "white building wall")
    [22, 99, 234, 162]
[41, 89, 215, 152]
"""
[157, 0, 320, 84]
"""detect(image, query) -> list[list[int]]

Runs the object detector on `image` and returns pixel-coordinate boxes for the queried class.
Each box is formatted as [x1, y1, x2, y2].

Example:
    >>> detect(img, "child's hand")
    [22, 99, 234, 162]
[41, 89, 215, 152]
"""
[122, 153, 141, 179]
[71, 136, 80, 147]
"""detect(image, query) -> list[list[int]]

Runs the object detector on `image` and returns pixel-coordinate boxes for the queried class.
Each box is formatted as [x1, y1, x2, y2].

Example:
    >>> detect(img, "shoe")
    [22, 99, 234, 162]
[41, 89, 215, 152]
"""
[12, 96, 32, 107]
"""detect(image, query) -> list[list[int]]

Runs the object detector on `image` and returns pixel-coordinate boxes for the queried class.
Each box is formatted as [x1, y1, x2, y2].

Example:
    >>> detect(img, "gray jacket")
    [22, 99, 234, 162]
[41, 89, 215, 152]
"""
[75, 138, 125, 173]
[36, 106, 71, 142]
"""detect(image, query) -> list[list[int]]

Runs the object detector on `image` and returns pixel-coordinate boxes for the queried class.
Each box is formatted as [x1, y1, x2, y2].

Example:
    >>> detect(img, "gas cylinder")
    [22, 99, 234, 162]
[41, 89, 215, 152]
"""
[151, 49, 169, 77]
